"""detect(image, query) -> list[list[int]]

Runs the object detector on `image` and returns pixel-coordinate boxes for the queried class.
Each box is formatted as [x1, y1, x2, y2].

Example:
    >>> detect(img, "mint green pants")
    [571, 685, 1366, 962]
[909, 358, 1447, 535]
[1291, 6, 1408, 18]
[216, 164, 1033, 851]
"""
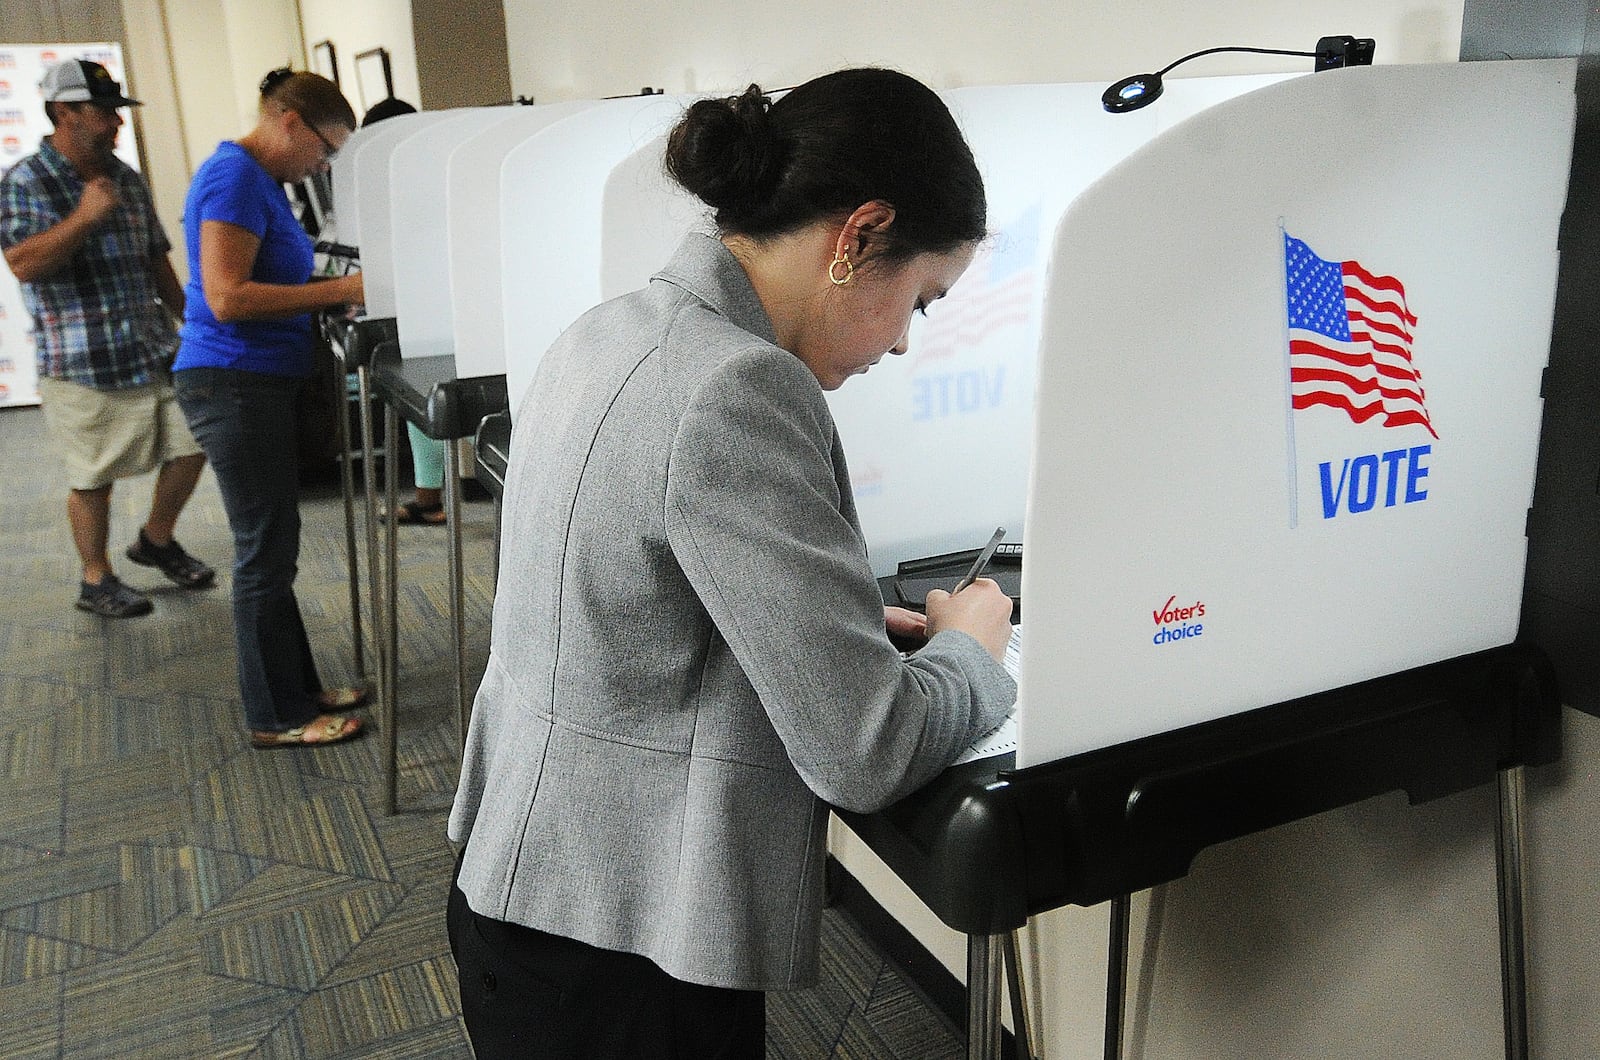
[407, 422, 446, 491]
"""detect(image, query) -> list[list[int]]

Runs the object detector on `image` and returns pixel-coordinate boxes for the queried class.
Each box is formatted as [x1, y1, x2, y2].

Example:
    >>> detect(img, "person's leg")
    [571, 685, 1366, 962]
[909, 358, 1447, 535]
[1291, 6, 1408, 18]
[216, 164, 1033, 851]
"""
[127, 384, 215, 586]
[37, 377, 148, 604]
[394, 423, 446, 522]
[68, 481, 153, 616]
[66, 485, 115, 585]
[174, 369, 341, 735]
[408, 423, 446, 493]
[448, 873, 765, 1060]
[666, 973, 765, 1060]
[142, 452, 206, 545]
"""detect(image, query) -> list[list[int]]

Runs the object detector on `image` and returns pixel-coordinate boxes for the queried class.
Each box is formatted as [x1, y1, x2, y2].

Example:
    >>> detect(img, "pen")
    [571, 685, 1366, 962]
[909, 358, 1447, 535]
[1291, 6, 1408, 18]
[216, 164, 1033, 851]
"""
[951, 526, 1006, 594]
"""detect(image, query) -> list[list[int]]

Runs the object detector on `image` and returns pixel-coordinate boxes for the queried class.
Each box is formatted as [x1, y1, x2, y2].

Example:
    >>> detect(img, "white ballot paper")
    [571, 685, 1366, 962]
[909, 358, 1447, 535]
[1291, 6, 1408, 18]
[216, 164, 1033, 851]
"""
[951, 624, 1022, 765]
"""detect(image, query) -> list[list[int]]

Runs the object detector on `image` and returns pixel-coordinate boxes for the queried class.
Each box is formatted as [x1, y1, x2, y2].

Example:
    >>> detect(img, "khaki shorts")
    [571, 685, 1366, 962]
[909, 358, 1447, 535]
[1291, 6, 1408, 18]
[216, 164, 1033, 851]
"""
[37, 375, 203, 490]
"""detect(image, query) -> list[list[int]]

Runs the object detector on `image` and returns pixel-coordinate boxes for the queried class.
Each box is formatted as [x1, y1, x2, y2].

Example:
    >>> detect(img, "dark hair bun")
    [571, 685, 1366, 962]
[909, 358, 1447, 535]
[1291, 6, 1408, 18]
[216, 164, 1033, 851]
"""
[664, 68, 984, 260]
[259, 66, 294, 98]
[664, 85, 783, 218]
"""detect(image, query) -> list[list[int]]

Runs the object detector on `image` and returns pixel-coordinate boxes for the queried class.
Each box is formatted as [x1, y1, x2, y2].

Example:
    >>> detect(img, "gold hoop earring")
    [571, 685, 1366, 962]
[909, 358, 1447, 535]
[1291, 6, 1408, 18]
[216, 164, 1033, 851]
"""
[828, 253, 853, 286]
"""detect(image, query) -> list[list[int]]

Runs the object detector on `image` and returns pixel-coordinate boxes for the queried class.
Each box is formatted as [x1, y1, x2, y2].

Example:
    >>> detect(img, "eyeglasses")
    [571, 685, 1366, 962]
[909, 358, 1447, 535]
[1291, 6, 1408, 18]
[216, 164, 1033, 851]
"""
[304, 120, 341, 163]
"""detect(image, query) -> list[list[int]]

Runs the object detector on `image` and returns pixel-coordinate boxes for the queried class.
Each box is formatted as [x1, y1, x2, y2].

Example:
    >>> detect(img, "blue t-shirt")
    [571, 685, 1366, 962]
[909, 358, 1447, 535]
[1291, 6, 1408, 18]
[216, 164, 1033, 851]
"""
[176, 141, 315, 377]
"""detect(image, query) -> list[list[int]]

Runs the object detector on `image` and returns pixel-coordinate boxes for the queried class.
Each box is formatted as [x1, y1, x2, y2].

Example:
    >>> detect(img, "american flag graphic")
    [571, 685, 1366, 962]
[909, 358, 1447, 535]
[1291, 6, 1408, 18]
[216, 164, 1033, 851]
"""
[1283, 232, 1438, 439]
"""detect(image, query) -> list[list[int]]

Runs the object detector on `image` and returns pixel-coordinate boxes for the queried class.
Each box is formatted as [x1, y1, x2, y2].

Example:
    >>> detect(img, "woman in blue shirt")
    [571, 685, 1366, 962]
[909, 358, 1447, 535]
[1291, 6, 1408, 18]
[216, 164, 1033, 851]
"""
[174, 69, 367, 748]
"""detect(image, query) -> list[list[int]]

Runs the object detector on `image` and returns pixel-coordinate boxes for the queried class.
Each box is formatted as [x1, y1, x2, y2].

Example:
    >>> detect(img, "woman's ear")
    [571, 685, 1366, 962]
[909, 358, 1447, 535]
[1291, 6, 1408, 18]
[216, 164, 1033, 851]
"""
[835, 200, 898, 262]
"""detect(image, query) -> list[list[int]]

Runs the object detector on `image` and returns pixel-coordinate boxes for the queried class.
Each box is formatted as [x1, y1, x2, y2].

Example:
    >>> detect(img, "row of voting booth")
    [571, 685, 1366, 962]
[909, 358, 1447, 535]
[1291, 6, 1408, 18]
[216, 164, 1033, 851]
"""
[328, 58, 1576, 1060]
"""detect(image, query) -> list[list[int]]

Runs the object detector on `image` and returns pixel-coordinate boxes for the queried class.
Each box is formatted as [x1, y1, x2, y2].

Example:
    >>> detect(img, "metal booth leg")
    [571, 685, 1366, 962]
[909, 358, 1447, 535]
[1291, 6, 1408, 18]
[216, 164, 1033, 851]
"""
[444, 437, 470, 746]
[381, 403, 401, 815]
[968, 932, 1004, 1060]
[1105, 893, 1131, 1060]
[1495, 765, 1531, 1060]
[333, 364, 365, 680]
[1002, 929, 1037, 1060]
[356, 367, 385, 693]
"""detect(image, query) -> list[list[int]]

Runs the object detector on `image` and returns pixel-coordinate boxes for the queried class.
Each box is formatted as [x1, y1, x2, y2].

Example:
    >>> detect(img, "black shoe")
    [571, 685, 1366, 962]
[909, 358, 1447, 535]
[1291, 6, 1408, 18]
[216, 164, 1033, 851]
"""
[76, 575, 153, 617]
[126, 530, 215, 588]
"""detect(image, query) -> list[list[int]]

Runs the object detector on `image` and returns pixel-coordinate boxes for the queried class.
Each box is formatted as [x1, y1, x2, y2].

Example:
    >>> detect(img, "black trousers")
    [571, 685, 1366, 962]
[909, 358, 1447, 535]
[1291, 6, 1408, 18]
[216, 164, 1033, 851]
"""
[447, 873, 765, 1059]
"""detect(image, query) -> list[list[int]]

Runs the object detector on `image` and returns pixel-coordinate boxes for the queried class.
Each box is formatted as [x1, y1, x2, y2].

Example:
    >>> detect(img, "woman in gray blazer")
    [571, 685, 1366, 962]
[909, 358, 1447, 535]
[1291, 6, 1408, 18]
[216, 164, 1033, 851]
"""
[447, 67, 1017, 1059]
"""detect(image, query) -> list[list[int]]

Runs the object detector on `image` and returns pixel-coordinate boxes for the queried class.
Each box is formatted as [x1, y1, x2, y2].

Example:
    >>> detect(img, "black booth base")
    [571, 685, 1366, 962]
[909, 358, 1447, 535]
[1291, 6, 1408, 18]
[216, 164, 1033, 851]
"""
[1520, 589, 1599, 718]
[836, 642, 1559, 937]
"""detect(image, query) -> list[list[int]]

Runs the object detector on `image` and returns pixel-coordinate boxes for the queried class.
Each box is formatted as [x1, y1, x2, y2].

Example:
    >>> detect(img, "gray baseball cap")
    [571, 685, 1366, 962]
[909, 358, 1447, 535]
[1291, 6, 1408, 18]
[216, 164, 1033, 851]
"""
[39, 59, 142, 108]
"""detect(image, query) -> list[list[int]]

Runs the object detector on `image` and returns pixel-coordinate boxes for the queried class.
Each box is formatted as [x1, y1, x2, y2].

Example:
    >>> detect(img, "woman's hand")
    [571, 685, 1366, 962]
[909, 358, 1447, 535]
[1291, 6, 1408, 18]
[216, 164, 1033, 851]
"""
[884, 605, 929, 648]
[924, 579, 1013, 663]
[324, 271, 363, 308]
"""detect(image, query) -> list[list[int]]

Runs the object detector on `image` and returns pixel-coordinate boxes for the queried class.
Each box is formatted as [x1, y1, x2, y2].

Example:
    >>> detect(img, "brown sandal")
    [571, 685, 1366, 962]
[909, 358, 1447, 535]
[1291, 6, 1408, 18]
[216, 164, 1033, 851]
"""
[251, 714, 364, 749]
[383, 500, 446, 525]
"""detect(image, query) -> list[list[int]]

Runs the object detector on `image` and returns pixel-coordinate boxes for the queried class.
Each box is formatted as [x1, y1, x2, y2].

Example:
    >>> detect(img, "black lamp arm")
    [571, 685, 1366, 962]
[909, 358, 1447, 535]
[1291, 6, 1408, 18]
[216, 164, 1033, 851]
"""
[1154, 45, 1319, 78]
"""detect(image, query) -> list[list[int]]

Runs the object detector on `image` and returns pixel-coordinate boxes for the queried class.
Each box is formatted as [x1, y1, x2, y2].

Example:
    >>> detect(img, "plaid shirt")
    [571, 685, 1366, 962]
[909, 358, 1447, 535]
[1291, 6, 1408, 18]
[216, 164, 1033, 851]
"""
[0, 139, 178, 390]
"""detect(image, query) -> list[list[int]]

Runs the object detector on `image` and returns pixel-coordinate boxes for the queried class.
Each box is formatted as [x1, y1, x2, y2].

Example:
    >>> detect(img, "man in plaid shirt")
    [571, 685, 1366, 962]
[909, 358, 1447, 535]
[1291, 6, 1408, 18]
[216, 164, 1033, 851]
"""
[0, 59, 213, 617]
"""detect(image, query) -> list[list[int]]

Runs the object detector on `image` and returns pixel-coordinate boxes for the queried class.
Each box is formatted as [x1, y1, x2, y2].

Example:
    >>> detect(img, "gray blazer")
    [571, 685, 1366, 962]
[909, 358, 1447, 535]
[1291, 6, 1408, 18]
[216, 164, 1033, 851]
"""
[448, 233, 1015, 991]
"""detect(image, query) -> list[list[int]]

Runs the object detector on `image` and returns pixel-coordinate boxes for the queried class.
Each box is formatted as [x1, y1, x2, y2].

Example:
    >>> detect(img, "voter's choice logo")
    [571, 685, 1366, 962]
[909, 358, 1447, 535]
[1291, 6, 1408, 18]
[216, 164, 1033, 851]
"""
[2, 135, 19, 156]
[0, 53, 15, 70]
[1151, 595, 1207, 648]
[0, 109, 25, 126]
[0, 81, 11, 100]
[1281, 230, 1437, 527]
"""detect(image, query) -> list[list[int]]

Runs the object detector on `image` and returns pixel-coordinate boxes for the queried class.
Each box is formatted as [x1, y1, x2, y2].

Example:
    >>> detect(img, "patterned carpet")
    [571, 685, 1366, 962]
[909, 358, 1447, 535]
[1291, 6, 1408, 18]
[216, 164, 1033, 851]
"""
[0, 402, 961, 1059]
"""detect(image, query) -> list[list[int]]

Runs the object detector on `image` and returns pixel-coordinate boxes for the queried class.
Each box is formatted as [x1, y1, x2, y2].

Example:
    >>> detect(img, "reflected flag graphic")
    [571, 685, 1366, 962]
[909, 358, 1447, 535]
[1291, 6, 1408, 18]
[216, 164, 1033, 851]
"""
[912, 206, 1040, 365]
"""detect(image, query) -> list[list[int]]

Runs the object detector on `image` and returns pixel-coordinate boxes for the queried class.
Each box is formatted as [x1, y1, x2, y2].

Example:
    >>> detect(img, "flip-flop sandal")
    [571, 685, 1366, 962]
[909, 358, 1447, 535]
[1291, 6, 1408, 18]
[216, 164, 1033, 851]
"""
[316, 686, 369, 710]
[385, 500, 446, 525]
[251, 715, 363, 749]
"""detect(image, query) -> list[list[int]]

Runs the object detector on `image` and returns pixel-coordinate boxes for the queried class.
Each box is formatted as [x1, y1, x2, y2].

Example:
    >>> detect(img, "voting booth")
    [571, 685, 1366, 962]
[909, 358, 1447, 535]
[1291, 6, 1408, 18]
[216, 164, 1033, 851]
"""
[1017, 58, 1574, 766]
[834, 57, 1573, 1060]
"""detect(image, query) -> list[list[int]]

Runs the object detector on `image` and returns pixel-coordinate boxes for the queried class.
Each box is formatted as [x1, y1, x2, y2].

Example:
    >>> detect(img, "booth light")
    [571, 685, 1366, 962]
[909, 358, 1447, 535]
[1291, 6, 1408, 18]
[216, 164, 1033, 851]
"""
[1102, 35, 1375, 114]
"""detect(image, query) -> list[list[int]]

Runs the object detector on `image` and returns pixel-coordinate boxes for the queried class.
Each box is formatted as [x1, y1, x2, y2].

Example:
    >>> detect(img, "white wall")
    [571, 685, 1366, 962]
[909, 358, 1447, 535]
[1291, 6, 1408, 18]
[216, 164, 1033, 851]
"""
[116, 0, 311, 284]
[503, 0, 1464, 101]
[298, 0, 422, 119]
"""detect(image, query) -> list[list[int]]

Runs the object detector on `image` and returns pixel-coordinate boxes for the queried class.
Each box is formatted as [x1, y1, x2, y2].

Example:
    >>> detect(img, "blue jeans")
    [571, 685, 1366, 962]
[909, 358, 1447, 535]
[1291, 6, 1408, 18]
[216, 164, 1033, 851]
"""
[174, 367, 322, 732]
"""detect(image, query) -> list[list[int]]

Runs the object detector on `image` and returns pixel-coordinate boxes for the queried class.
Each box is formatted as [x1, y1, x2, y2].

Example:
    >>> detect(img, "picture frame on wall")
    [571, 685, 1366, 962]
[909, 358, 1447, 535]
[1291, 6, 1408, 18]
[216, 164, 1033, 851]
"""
[354, 46, 394, 110]
[311, 40, 338, 87]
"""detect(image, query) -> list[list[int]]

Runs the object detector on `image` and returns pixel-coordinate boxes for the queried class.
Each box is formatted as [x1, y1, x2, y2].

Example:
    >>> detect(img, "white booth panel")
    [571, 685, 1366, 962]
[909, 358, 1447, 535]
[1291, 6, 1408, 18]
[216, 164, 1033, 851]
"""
[446, 102, 600, 381]
[388, 108, 528, 362]
[329, 124, 373, 246]
[500, 95, 689, 414]
[1018, 59, 1577, 766]
[346, 112, 454, 319]
[599, 134, 706, 301]
[331, 112, 437, 257]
